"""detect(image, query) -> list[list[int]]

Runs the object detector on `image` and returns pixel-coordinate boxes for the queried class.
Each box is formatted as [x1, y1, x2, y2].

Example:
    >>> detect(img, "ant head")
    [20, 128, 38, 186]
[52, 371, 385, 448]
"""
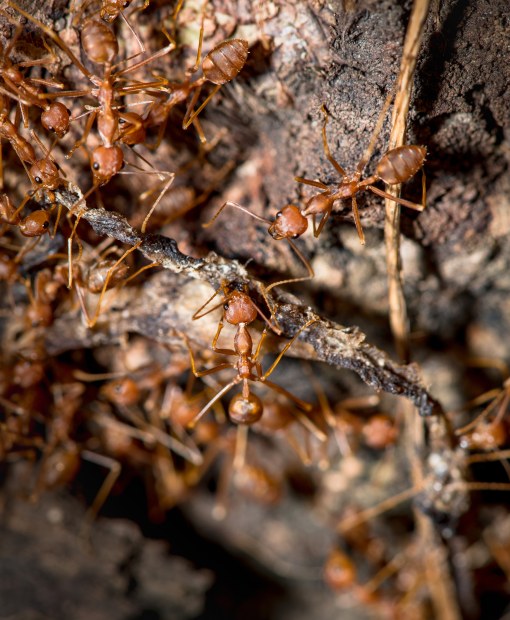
[30, 158, 61, 191]
[100, 377, 140, 407]
[202, 39, 249, 85]
[41, 103, 71, 139]
[223, 290, 257, 325]
[91, 145, 124, 185]
[229, 392, 263, 424]
[268, 204, 308, 240]
[19, 210, 50, 237]
[81, 19, 118, 65]
[100, 1, 131, 22]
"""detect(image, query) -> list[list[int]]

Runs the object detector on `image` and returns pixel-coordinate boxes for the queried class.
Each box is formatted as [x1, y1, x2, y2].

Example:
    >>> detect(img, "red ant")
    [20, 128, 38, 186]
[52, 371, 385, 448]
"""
[0, 15, 71, 136]
[143, 35, 249, 145]
[295, 94, 427, 244]
[10, 2, 174, 185]
[204, 91, 426, 286]
[186, 283, 318, 442]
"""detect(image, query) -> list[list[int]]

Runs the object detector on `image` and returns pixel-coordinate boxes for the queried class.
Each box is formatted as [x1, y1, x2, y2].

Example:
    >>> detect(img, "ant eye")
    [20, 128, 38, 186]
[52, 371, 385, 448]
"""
[42, 221, 49, 228]
[123, 1, 129, 6]
[276, 211, 282, 218]
[119, 118, 125, 124]
[93, 162, 100, 170]
[35, 176, 42, 184]
[223, 303, 229, 310]
[292, 233, 299, 239]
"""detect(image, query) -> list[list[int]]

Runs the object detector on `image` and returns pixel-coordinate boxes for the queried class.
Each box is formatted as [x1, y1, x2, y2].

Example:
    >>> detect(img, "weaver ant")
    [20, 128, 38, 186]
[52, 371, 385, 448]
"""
[185, 283, 319, 472]
[145, 37, 249, 144]
[295, 92, 427, 244]
[9, 2, 174, 185]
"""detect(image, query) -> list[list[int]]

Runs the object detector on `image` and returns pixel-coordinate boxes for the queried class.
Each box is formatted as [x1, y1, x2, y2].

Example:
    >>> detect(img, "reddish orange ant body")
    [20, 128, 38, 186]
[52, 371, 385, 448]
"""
[186, 284, 317, 428]
[295, 99, 426, 244]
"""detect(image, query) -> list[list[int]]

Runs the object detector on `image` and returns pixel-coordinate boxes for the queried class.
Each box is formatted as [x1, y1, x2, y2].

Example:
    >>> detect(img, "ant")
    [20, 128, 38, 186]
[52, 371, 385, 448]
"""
[10, 2, 174, 185]
[204, 90, 426, 279]
[295, 94, 427, 244]
[185, 283, 318, 445]
[0, 15, 71, 136]
[143, 35, 249, 145]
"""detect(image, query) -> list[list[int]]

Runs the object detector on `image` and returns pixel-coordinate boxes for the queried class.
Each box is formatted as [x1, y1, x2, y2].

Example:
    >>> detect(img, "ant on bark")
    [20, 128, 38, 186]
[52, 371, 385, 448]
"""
[295, 96, 427, 244]
[9, 2, 174, 185]
[204, 90, 427, 289]
[185, 283, 318, 430]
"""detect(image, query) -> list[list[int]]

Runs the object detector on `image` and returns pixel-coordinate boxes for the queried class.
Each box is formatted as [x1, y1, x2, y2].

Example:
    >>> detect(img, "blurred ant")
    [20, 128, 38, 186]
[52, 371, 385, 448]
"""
[0, 15, 71, 136]
[295, 95, 426, 244]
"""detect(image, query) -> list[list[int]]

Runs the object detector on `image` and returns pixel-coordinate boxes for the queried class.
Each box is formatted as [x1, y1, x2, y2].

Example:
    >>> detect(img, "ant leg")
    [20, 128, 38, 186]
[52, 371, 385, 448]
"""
[140, 172, 175, 233]
[192, 287, 223, 320]
[313, 209, 332, 238]
[67, 110, 97, 159]
[367, 185, 426, 212]
[337, 486, 418, 534]
[261, 318, 318, 379]
[211, 320, 237, 356]
[355, 86, 395, 177]
[262, 379, 313, 413]
[294, 176, 329, 190]
[80, 450, 121, 529]
[190, 380, 238, 427]
[184, 335, 234, 378]
[8, 2, 93, 80]
[320, 104, 346, 177]
[466, 448, 510, 481]
[265, 238, 314, 294]
[114, 28, 176, 76]
[190, 0, 208, 73]
[455, 390, 508, 436]
[183, 84, 221, 130]
[119, 10, 145, 55]
[87, 240, 143, 328]
[351, 195, 365, 244]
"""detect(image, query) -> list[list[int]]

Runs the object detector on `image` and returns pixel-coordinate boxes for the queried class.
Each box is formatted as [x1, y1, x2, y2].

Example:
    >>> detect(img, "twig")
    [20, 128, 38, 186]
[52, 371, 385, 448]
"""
[385, 0, 430, 363]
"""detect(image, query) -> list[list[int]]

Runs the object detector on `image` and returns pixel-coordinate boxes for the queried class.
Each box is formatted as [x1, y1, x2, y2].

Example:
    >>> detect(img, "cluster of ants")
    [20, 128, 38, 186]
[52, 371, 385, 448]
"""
[0, 1, 509, 616]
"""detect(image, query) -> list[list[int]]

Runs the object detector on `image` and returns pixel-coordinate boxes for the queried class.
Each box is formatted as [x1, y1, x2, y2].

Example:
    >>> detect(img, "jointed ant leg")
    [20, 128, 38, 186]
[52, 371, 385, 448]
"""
[320, 104, 347, 177]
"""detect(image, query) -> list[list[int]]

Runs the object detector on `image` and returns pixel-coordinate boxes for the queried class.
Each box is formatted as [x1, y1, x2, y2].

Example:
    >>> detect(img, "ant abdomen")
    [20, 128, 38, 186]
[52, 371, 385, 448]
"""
[376, 145, 426, 185]
[81, 19, 119, 65]
[229, 393, 263, 425]
[202, 39, 249, 85]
